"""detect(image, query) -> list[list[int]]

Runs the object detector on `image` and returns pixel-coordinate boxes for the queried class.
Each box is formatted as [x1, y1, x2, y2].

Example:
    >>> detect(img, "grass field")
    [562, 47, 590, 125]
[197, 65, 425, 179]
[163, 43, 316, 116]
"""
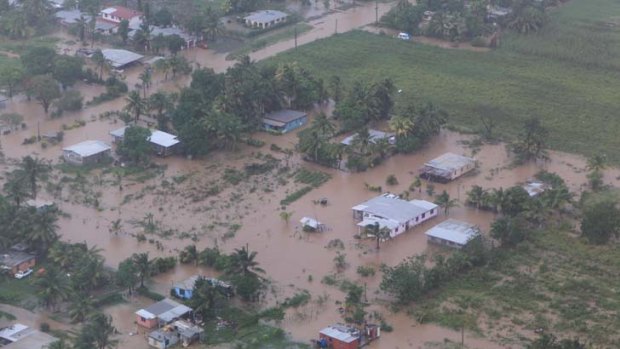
[414, 226, 620, 347]
[266, 0, 620, 162]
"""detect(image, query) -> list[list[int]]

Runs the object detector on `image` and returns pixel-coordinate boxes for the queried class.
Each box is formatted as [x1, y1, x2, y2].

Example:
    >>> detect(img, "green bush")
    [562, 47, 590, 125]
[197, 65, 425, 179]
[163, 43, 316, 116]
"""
[470, 36, 487, 47]
[56, 90, 83, 111]
[356, 265, 376, 277]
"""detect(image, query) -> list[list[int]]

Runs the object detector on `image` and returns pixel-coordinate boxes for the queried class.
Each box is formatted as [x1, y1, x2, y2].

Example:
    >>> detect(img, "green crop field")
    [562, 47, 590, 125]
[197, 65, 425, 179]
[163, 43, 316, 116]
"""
[267, 0, 620, 162]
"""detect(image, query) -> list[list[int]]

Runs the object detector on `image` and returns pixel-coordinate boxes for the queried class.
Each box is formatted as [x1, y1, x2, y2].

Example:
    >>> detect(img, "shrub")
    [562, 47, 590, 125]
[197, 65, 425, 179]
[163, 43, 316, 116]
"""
[357, 265, 376, 277]
[39, 322, 50, 332]
[470, 36, 487, 47]
[386, 174, 398, 186]
[56, 90, 83, 111]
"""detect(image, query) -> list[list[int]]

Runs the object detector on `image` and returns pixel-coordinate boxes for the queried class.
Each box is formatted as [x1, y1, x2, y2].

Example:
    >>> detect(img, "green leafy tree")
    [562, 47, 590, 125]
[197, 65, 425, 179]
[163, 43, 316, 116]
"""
[132, 252, 151, 288]
[364, 222, 392, 250]
[16, 156, 50, 199]
[91, 49, 106, 80]
[153, 8, 173, 26]
[124, 90, 146, 123]
[509, 117, 549, 162]
[68, 294, 95, 323]
[0, 64, 24, 97]
[27, 209, 59, 254]
[166, 34, 186, 56]
[434, 190, 460, 215]
[33, 266, 71, 311]
[53, 55, 84, 89]
[117, 126, 151, 164]
[490, 216, 528, 247]
[29, 75, 61, 114]
[229, 245, 265, 277]
[75, 15, 88, 42]
[138, 68, 151, 97]
[581, 199, 620, 244]
[116, 258, 138, 293]
[117, 19, 130, 44]
[380, 255, 427, 304]
[75, 313, 118, 349]
[148, 91, 174, 131]
[21, 46, 56, 75]
[1, 9, 31, 39]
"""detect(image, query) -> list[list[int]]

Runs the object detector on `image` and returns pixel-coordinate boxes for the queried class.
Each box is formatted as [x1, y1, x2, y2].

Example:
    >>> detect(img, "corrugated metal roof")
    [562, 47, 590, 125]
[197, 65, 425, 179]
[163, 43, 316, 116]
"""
[149, 130, 180, 148]
[425, 219, 479, 246]
[319, 324, 359, 343]
[263, 109, 306, 124]
[424, 153, 475, 172]
[352, 194, 435, 224]
[341, 129, 395, 146]
[244, 10, 288, 24]
[101, 49, 144, 68]
[63, 140, 111, 157]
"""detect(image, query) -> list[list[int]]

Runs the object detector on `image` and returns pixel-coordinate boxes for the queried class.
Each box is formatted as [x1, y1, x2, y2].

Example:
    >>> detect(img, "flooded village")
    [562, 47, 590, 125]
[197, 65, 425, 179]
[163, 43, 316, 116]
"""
[1, 0, 619, 349]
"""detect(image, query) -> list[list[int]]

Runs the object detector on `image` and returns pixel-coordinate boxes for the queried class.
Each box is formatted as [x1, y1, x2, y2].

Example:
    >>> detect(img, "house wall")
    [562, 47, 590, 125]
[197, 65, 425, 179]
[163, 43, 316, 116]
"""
[283, 116, 307, 133]
[63, 150, 83, 165]
[360, 207, 438, 239]
[428, 236, 465, 249]
[450, 162, 475, 180]
[318, 334, 359, 349]
[147, 337, 164, 349]
[173, 287, 192, 299]
[136, 316, 158, 329]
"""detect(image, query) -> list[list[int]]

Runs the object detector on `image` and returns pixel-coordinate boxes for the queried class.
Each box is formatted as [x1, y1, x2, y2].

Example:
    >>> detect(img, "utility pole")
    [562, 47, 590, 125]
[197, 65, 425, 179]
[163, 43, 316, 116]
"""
[335, 19, 338, 35]
[375, 1, 378, 25]
[294, 26, 298, 49]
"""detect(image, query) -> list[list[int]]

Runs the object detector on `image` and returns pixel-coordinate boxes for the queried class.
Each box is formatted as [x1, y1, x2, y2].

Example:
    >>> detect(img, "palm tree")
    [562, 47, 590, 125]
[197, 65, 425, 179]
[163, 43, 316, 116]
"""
[27, 209, 59, 253]
[148, 91, 173, 131]
[488, 187, 505, 213]
[68, 294, 95, 323]
[179, 245, 199, 265]
[203, 8, 223, 41]
[91, 49, 106, 80]
[466, 185, 487, 209]
[279, 211, 294, 225]
[16, 156, 50, 200]
[2, 10, 31, 39]
[311, 112, 336, 138]
[364, 222, 391, 250]
[33, 267, 71, 311]
[414, 102, 448, 141]
[351, 128, 373, 155]
[189, 277, 219, 318]
[132, 252, 151, 288]
[3, 177, 29, 207]
[435, 190, 460, 215]
[154, 58, 171, 80]
[229, 245, 265, 277]
[124, 91, 146, 123]
[47, 339, 71, 349]
[87, 313, 119, 349]
[298, 129, 325, 162]
[75, 15, 88, 42]
[389, 115, 414, 137]
[138, 68, 152, 98]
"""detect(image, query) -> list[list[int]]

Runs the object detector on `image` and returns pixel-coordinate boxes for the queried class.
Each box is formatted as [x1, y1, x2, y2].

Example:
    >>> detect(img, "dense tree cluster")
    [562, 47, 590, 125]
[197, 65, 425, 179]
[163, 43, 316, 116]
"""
[381, 0, 552, 44]
[172, 57, 324, 156]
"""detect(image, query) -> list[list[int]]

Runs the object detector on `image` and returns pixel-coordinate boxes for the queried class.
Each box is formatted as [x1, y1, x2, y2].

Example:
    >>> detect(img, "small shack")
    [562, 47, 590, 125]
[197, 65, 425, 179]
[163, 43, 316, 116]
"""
[0, 249, 35, 275]
[100, 48, 144, 69]
[135, 298, 192, 329]
[262, 109, 307, 134]
[25, 199, 55, 213]
[0, 323, 58, 349]
[425, 219, 480, 249]
[420, 152, 476, 182]
[340, 129, 396, 147]
[300, 217, 325, 232]
[62, 140, 111, 165]
[148, 130, 180, 156]
[523, 181, 550, 197]
[318, 323, 380, 349]
[172, 275, 234, 299]
[147, 320, 203, 349]
[244, 10, 288, 29]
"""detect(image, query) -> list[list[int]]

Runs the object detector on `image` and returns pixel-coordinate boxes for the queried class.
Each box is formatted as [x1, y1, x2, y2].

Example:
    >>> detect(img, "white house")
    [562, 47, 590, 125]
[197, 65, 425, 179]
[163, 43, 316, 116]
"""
[99, 5, 143, 26]
[62, 140, 111, 165]
[352, 193, 438, 238]
[425, 219, 480, 249]
[0, 323, 58, 349]
[421, 152, 476, 182]
[110, 127, 180, 156]
[341, 129, 396, 147]
[243, 10, 288, 29]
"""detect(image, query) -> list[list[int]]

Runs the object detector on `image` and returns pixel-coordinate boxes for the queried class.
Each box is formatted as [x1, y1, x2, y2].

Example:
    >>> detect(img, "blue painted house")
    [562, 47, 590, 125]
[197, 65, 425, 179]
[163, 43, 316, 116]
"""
[172, 275, 235, 300]
[172, 275, 199, 299]
[262, 110, 308, 134]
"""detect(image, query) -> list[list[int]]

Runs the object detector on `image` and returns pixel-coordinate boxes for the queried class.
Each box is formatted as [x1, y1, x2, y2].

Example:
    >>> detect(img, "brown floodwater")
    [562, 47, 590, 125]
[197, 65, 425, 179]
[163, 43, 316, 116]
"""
[2, 3, 620, 348]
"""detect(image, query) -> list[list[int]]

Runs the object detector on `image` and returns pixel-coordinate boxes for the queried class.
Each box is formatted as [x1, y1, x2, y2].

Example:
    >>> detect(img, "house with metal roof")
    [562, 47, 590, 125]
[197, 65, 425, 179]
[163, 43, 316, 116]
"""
[110, 127, 180, 156]
[425, 219, 480, 249]
[262, 109, 307, 134]
[99, 5, 142, 24]
[172, 275, 234, 299]
[352, 193, 438, 239]
[244, 10, 288, 29]
[100, 49, 144, 68]
[340, 129, 396, 147]
[317, 323, 380, 349]
[421, 152, 476, 182]
[55, 9, 91, 26]
[0, 250, 35, 275]
[147, 320, 203, 349]
[0, 323, 58, 349]
[135, 298, 192, 329]
[523, 180, 550, 197]
[62, 140, 111, 165]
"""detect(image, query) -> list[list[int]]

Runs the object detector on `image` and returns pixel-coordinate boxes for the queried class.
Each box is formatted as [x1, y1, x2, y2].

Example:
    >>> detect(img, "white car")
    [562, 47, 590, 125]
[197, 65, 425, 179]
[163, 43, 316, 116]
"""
[15, 269, 33, 279]
[397, 32, 411, 40]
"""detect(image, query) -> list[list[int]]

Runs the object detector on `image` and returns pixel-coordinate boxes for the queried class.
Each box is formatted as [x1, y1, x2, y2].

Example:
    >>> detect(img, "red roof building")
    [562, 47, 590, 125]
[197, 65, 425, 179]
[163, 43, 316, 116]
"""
[99, 5, 142, 23]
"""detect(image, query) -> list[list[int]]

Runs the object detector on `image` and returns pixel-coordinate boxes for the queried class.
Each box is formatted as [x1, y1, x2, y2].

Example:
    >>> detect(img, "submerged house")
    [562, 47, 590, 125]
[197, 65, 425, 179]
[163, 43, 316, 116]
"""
[318, 323, 380, 349]
[0, 249, 35, 275]
[352, 193, 438, 239]
[262, 110, 307, 134]
[425, 219, 480, 249]
[340, 129, 396, 147]
[135, 298, 192, 329]
[110, 127, 180, 156]
[100, 49, 144, 69]
[244, 10, 288, 29]
[0, 323, 58, 349]
[148, 320, 203, 349]
[99, 5, 142, 26]
[523, 181, 550, 197]
[62, 140, 111, 165]
[420, 152, 476, 182]
[172, 275, 234, 300]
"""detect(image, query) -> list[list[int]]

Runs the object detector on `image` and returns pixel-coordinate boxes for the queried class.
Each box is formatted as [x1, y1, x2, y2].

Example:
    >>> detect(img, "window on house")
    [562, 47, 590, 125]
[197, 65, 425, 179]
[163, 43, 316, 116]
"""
[179, 289, 185, 296]
[422, 213, 426, 218]
[430, 209, 435, 214]
[141, 317, 146, 322]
